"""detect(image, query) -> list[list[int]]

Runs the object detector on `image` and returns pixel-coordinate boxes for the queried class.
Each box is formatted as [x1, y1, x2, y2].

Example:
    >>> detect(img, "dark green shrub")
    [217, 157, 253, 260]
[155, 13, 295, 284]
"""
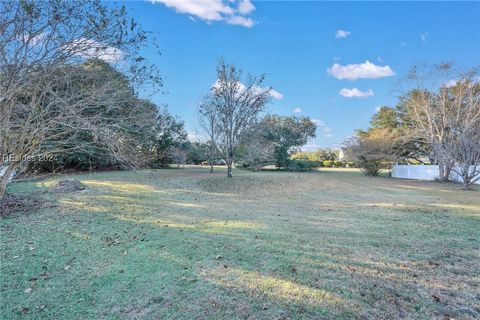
[287, 160, 321, 171]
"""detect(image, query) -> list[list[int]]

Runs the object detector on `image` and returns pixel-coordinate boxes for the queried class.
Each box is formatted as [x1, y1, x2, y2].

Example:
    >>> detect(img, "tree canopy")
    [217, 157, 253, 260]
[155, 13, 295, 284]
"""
[256, 115, 317, 168]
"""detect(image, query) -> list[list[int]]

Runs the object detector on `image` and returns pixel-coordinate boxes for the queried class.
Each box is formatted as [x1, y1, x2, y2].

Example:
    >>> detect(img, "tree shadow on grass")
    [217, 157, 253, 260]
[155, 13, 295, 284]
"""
[24, 195, 478, 319]
[2, 169, 479, 319]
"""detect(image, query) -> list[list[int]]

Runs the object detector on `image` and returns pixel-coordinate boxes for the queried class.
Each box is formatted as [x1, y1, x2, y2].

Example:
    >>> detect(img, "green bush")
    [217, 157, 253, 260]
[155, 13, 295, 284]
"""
[322, 160, 334, 167]
[287, 160, 321, 171]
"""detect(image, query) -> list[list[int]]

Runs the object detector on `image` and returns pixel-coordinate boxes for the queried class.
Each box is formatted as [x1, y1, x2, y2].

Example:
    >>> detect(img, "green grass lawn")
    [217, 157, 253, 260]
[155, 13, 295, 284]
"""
[1, 167, 479, 319]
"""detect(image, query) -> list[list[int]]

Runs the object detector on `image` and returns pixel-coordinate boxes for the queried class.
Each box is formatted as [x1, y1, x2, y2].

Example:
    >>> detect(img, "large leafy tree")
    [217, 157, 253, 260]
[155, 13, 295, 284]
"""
[290, 149, 338, 162]
[150, 109, 188, 167]
[30, 60, 159, 172]
[184, 142, 211, 165]
[370, 106, 400, 130]
[0, 0, 161, 199]
[257, 115, 317, 168]
[358, 106, 432, 164]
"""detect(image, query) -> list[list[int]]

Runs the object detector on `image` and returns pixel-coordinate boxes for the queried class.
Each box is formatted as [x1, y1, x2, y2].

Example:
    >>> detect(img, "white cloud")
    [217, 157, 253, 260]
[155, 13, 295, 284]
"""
[149, 0, 255, 27]
[444, 78, 480, 88]
[312, 119, 325, 127]
[187, 132, 203, 142]
[375, 106, 382, 112]
[212, 80, 283, 100]
[226, 15, 254, 27]
[420, 32, 428, 42]
[339, 88, 374, 98]
[269, 89, 283, 100]
[293, 107, 302, 113]
[238, 0, 255, 14]
[327, 60, 395, 80]
[445, 79, 457, 88]
[149, 0, 231, 21]
[308, 119, 332, 138]
[335, 30, 351, 39]
[67, 38, 123, 62]
[19, 32, 44, 45]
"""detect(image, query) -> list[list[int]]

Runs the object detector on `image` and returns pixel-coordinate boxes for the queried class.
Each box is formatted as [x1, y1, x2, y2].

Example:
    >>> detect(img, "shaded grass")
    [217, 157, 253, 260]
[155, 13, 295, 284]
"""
[1, 167, 479, 319]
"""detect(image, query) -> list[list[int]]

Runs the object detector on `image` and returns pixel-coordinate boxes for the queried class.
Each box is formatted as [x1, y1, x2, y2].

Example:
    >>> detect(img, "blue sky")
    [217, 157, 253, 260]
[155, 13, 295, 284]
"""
[124, 1, 480, 149]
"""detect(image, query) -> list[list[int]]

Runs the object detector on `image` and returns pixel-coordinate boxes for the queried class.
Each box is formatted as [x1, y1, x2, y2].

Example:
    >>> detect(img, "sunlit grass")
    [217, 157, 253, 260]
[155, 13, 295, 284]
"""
[82, 180, 160, 194]
[207, 267, 343, 306]
[204, 220, 263, 230]
[2, 167, 479, 319]
[58, 199, 109, 213]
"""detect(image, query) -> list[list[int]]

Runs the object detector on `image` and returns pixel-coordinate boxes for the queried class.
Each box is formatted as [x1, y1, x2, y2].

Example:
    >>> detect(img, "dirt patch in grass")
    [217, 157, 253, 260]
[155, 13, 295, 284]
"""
[49, 179, 87, 193]
[0, 194, 48, 217]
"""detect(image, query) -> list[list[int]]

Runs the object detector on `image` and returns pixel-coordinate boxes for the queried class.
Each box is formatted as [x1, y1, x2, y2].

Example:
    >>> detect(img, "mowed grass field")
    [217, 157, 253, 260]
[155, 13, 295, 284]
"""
[1, 167, 479, 319]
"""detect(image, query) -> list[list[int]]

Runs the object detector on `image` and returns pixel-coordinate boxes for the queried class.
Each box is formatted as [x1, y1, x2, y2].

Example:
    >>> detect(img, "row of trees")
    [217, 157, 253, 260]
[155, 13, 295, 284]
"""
[198, 61, 317, 176]
[0, 0, 317, 200]
[10, 2, 474, 196]
[290, 149, 339, 162]
[344, 64, 480, 188]
[0, 1, 186, 199]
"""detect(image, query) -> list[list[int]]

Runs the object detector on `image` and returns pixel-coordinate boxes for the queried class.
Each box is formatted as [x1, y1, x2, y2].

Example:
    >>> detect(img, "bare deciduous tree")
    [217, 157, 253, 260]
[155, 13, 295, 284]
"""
[199, 95, 221, 173]
[400, 64, 480, 187]
[209, 60, 272, 178]
[0, 0, 161, 199]
[438, 72, 480, 188]
[239, 137, 275, 171]
[443, 128, 480, 188]
[343, 129, 401, 176]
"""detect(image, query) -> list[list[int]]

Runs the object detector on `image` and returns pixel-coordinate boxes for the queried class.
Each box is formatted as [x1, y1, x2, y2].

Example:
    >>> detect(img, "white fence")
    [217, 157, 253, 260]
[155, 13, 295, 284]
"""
[391, 165, 480, 185]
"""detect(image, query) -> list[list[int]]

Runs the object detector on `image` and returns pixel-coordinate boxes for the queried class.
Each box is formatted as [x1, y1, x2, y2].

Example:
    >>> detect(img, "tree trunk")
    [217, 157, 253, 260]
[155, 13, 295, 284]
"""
[438, 163, 445, 181]
[227, 161, 232, 178]
[444, 165, 452, 181]
[462, 170, 471, 189]
[461, 164, 478, 190]
[226, 147, 233, 178]
[209, 152, 214, 173]
[0, 165, 16, 200]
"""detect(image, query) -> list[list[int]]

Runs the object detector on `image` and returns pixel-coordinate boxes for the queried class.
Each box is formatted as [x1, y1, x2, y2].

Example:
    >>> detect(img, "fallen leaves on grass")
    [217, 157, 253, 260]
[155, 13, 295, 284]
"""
[0, 194, 48, 217]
